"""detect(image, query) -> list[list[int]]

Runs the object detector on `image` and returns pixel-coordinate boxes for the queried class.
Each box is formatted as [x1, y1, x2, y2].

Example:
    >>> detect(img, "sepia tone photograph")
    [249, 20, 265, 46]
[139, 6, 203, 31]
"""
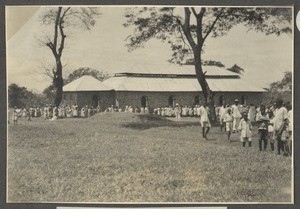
[6, 5, 293, 203]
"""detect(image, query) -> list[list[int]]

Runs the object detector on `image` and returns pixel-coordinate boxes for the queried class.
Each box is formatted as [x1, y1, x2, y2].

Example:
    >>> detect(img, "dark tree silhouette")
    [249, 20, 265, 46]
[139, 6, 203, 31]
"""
[39, 7, 100, 107]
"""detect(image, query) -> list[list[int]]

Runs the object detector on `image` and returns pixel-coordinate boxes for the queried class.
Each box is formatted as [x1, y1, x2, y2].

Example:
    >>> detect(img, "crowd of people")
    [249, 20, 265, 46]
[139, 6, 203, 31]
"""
[10, 98, 292, 156]
[10, 104, 102, 124]
[209, 98, 292, 157]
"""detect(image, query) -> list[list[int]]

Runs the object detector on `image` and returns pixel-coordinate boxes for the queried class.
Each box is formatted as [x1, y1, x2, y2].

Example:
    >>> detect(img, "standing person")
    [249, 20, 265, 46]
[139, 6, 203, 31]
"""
[248, 104, 256, 123]
[232, 99, 242, 133]
[199, 102, 211, 140]
[27, 108, 32, 122]
[219, 103, 227, 132]
[258, 117, 269, 151]
[224, 108, 234, 142]
[257, 104, 269, 151]
[273, 99, 288, 155]
[287, 103, 293, 156]
[174, 103, 181, 122]
[267, 110, 275, 151]
[215, 105, 220, 121]
[13, 106, 19, 125]
[238, 112, 252, 147]
[182, 106, 187, 117]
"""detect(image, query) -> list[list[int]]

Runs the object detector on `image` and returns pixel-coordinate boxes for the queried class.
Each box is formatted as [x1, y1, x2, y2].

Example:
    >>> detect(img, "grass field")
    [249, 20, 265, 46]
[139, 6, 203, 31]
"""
[7, 112, 292, 203]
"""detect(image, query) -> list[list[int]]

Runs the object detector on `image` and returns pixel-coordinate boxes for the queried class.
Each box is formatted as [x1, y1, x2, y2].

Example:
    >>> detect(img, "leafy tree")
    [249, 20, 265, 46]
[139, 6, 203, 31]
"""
[42, 84, 56, 105]
[124, 7, 292, 119]
[269, 71, 292, 92]
[8, 83, 46, 108]
[39, 7, 100, 107]
[226, 64, 245, 74]
[64, 67, 110, 85]
[263, 71, 292, 105]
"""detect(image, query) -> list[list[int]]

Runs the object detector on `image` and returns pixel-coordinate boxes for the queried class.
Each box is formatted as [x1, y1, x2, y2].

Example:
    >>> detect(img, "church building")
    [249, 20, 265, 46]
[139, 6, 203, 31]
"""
[62, 64, 266, 110]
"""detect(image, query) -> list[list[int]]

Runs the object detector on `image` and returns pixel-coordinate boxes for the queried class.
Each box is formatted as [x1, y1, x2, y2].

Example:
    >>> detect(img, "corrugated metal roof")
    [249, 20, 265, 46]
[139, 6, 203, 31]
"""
[63, 75, 112, 92]
[103, 76, 266, 92]
[118, 63, 238, 77]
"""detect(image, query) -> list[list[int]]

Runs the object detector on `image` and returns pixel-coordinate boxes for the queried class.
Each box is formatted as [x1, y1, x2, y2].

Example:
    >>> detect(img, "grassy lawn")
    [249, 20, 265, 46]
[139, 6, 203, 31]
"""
[7, 112, 292, 203]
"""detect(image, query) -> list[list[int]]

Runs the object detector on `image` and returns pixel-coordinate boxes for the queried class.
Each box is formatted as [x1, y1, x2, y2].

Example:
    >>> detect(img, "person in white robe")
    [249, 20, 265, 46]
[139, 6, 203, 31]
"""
[231, 99, 242, 132]
[174, 103, 181, 122]
[199, 103, 211, 140]
[219, 103, 227, 132]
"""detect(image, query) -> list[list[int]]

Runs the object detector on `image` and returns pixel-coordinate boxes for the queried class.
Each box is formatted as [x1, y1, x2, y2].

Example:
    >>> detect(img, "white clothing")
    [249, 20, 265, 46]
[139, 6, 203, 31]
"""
[224, 113, 233, 122]
[199, 106, 211, 127]
[273, 107, 288, 131]
[238, 118, 252, 140]
[219, 106, 227, 120]
[231, 104, 242, 118]
[287, 110, 293, 132]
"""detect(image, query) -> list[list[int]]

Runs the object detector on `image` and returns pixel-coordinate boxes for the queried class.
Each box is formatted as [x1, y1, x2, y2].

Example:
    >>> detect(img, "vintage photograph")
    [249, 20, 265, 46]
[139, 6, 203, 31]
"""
[6, 5, 293, 203]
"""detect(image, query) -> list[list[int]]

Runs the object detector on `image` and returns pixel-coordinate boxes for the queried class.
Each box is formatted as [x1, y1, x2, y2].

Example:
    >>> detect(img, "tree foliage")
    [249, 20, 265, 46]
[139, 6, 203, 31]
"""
[39, 7, 101, 107]
[269, 71, 292, 92]
[184, 59, 225, 68]
[8, 84, 47, 108]
[64, 67, 110, 85]
[263, 71, 292, 105]
[124, 7, 292, 65]
[226, 64, 245, 74]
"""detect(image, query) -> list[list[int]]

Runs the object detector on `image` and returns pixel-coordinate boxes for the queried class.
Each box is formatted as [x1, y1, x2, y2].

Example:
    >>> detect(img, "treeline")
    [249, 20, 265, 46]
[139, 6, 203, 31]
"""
[8, 83, 51, 108]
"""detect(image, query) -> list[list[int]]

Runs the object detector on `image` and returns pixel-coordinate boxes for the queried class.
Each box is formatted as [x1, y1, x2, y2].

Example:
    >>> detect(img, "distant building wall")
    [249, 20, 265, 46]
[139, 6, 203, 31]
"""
[115, 91, 264, 109]
[62, 91, 114, 111]
[62, 92, 78, 107]
[62, 91, 264, 111]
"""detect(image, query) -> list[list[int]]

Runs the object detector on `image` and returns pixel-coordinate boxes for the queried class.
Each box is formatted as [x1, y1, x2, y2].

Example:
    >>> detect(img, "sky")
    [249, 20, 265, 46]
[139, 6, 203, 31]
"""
[6, 6, 293, 93]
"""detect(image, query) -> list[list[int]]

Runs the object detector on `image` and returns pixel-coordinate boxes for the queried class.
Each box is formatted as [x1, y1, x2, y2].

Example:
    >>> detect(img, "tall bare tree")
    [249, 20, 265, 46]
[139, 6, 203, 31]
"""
[124, 7, 292, 120]
[39, 7, 100, 107]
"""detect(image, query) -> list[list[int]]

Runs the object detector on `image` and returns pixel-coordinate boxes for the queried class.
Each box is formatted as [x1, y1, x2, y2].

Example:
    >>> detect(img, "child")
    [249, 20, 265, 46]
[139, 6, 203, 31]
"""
[224, 108, 233, 142]
[238, 112, 252, 147]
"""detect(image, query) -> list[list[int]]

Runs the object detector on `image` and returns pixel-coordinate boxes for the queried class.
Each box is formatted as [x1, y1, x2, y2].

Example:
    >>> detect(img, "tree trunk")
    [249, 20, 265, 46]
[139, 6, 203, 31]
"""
[54, 60, 63, 107]
[193, 50, 216, 122]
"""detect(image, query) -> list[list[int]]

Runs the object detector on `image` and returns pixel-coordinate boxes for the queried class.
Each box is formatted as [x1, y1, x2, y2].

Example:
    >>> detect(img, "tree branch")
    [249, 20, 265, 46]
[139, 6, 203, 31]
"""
[203, 10, 224, 41]
[53, 7, 62, 50]
[182, 8, 197, 50]
[191, 7, 198, 18]
[196, 7, 206, 47]
[58, 17, 66, 57]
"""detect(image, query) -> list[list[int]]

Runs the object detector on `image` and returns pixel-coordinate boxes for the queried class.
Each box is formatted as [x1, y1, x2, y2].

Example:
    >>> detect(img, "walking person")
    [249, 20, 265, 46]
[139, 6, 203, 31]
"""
[199, 102, 211, 140]
[232, 99, 242, 133]
[224, 108, 234, 142]
[219, 103, 227, 132]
